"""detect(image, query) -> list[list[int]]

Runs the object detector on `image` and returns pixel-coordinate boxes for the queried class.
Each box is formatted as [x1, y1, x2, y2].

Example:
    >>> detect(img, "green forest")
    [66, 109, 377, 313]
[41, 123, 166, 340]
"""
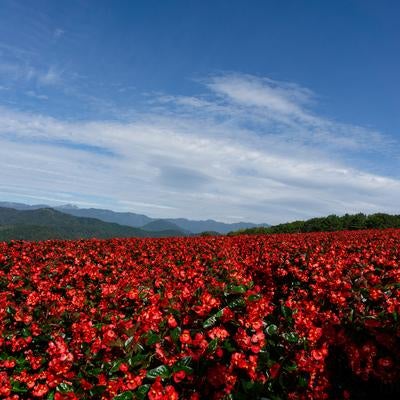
[229, 213, 400, 235]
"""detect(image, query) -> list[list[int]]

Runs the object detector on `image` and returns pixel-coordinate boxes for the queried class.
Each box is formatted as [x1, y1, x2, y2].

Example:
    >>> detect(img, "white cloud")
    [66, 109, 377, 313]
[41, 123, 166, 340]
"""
[53, 28, 65, 39]
[26, 90, 48, 100]
[206, 73, 314, 118]
[0, 62, 61, 87]
[0, 73, 399, 223]
[0, 42, 62, 87]
[37, 66, 62, 86]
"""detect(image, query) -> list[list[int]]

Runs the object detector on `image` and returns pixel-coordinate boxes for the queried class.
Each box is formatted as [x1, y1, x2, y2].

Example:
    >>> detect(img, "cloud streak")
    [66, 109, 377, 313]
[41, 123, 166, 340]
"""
[0, 42, 62, 89]
[0, 73, 399, 223]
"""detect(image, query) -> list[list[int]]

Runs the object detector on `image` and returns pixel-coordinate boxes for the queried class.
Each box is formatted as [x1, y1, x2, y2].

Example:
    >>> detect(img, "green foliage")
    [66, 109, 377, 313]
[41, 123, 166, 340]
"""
[229, 213, 400, 235]
[113, 392, 134, 400]
[0, 207, 188, 241]
[146, 365, 171, 379]
[198, 231, 221, 236]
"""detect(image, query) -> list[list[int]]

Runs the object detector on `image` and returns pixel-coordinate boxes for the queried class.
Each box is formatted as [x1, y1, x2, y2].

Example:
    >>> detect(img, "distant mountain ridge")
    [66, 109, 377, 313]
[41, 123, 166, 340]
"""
[0, 207, 187, 241]
[141, 219, 191, 234]
[56, 205, 268, 234]
[164, 217, 266, 234]
[55, 205, 153, 227]
[0, 202, 268, 234]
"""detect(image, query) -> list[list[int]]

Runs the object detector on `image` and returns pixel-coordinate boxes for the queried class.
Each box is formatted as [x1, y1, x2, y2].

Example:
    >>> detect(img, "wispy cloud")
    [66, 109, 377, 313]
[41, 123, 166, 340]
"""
[26, 90, 48, 100]
[0, 60, 62, 87]
[204, 74, 392, 152]
[206, 73, 314, 119]
[0, 43, 36, 59]
[37, 66, 62, 86]
[0, 73, 399, 223]
[0, 41, 62, 88]
[53, 28, 65, 40]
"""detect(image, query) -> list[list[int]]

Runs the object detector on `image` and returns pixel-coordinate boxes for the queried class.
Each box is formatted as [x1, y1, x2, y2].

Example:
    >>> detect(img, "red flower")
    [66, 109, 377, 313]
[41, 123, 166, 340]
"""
[173, 370, 186, 383]
[378, 357, 393, 369]
[167, 314, 178, 328]
[148, 377, 164, 400]
[0, 372, 11, 397]
[180, 330, 191, 344]
[269, 363, 281, 379]
[32, 383, 49, 397]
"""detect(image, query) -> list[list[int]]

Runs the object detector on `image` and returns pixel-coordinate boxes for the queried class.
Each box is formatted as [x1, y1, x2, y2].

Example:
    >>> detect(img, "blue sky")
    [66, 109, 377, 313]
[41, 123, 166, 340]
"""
[0, 0, 399, 223]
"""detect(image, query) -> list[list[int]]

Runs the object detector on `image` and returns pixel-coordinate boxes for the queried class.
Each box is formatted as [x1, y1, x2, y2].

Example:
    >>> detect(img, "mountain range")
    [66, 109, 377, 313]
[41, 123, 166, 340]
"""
[0, 202, 267, 234]
[0, 207, 190, 241]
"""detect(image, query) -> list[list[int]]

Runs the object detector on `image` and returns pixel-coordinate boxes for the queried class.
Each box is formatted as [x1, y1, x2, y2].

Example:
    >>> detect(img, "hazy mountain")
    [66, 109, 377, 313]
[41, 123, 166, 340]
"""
[0, 207, 186, 241]
[0, 201, 49, 210]
[165, 218, 267, 234]
[141, 219, 190, 234]
[53, 205, 267, 233]
[0, 202, 269, 234]
[53, 205, 153, 227]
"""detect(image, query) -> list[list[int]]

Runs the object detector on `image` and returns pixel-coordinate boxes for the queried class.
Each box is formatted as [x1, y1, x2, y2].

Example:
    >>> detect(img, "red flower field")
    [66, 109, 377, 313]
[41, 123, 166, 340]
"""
[1, 230, 400, 399]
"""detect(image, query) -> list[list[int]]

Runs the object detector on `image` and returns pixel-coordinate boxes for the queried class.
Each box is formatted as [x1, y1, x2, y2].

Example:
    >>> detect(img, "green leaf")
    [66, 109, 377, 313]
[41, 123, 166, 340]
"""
[146, 332, 160, 346]
[266, 358, 277, 368]
[135, 343, 145, 353]
[172, 356, 193, 374]
[203, 315, 218, 329]
[109, 360, 122, 374]
[21, 327, 31, 338]
[177, 356, 192, 366]
[6, 306, 15, 315]
[146, 365, 171, 379]
[170, 327, 181, 344]
[173, 356, 193, 374]
[47, 392, 55, 400]
[266, 324, 278, 336]
[298, 376, 308, 387]
[11, 379, 28, 393]
[128, 353, 146, 368]
[226, 284, 247, 294]
[56, 382, 73, 393]
[173, 364, 193, 374]
[241, 379, 255, 392]
[281, 305, 292, 318]
[89, 386, 106, 397]
[282, 332, 299, 343]
[223, 339, 236, 352]
[203, 309, 223, 328]
[135, 385, 151, 400]
[207, 338, 218, 353]
[248, 294, 262, 302]
[228, 297, 246, 309]
[86, 367, 102, 377]
[124, 336, 134, 348]
[284, 362, 298, 372]
[113, 392, 134, 400]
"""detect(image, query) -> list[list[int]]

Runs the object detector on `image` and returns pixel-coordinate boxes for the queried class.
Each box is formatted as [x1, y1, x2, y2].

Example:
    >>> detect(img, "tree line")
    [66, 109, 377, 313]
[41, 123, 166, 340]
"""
[229, 213, 400, 235]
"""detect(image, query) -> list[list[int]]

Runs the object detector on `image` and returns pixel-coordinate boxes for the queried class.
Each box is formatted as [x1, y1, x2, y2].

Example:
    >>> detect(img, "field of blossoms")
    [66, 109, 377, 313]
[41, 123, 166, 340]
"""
[1, 230, 400, 399]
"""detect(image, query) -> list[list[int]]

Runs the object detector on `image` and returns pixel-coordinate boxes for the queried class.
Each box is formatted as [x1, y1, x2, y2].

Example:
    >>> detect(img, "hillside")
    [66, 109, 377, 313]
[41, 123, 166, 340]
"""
[54, 205, 153, 227]
[0, 207, 185, 241]
[0, 203, 268, 234]
[55, 205, 266, 233]
[141, 219, 189, 234]
[165, 218, 268, 234]
[229, 213, 400, 235]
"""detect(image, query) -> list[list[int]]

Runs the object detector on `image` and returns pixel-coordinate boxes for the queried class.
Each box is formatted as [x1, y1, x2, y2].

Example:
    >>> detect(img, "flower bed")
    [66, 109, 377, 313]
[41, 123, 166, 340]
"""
[0, 230, 399, 399]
